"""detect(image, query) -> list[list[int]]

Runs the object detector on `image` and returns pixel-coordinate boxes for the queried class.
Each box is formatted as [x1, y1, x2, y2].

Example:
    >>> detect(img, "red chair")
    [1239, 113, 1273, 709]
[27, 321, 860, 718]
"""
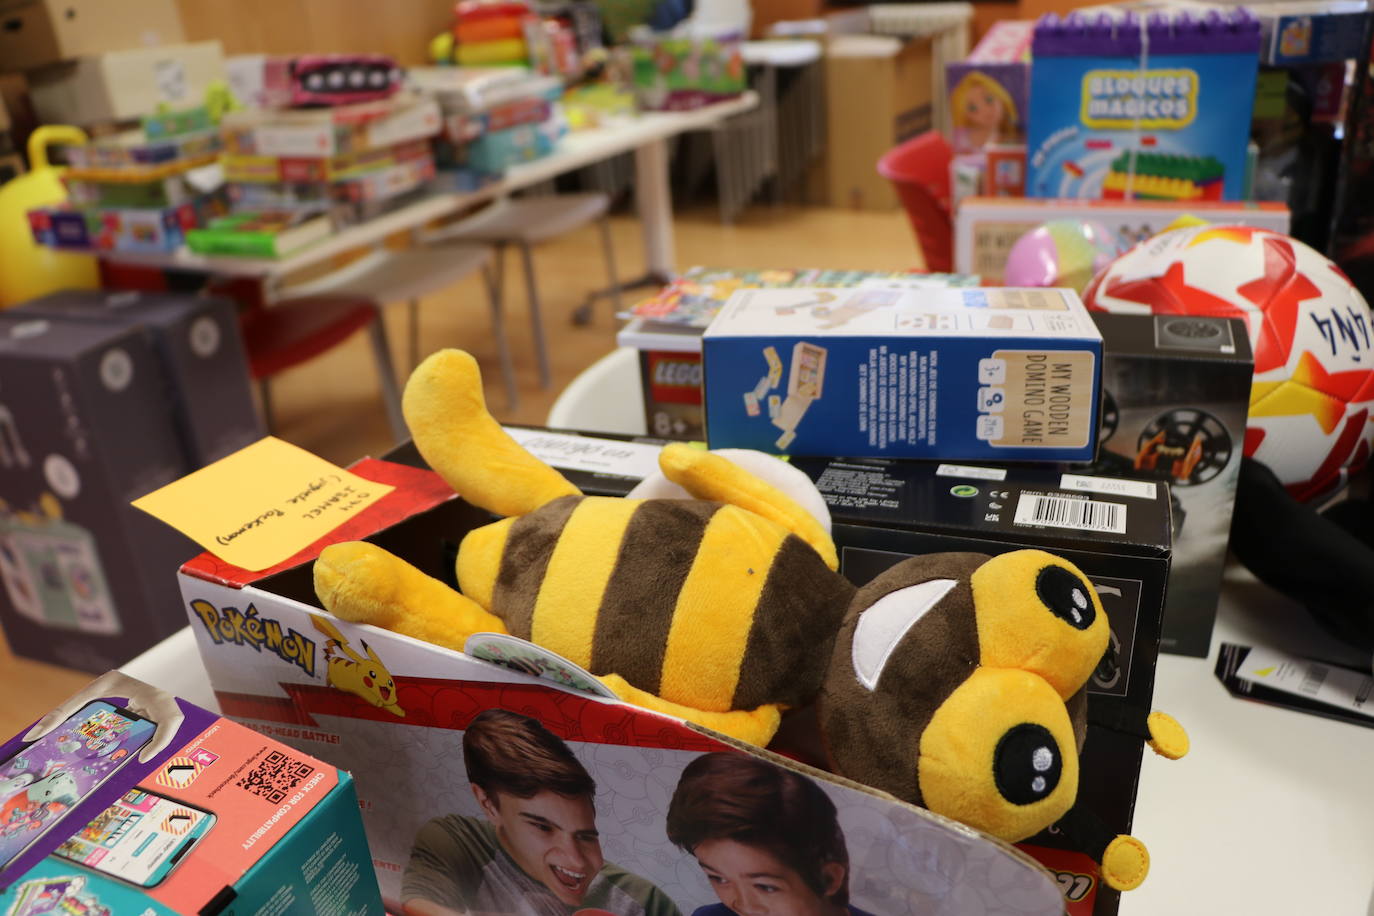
[877, 131, 954, 272]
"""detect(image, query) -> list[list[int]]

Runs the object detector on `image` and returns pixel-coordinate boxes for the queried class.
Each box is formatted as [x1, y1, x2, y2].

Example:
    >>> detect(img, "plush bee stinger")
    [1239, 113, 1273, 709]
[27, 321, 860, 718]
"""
[313, 349, 1187, 892]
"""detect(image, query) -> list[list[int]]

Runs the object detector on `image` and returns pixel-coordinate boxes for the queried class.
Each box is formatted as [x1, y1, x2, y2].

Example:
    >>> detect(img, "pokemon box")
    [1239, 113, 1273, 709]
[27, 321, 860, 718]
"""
[0, 674, 380, 914]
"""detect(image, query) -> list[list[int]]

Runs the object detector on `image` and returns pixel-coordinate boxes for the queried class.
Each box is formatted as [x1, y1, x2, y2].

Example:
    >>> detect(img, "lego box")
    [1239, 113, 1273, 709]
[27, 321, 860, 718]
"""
[1026, 9, 1261, 201]
[0, 672, 382, 914]
[702, 286, 1103, 461]
[171, 456, 1070, 916]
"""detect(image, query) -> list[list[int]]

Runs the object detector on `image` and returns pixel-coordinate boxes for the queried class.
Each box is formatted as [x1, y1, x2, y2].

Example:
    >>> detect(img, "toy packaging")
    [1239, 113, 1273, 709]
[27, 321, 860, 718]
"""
[1081, 313, 1253, 658]
[417, 426, 1176, 916]
[946, 21, 1033, 154]
[0, 672, 382, 914]
[703, 286, 1103, 461]
[1027, 10, 1261, 201]
[169, 453, 1071, 916]
[619, 269, 979, 440]
[0, 315, 199, 671]
[9, 291, 263, 469]
[220, 95, 441, 159]
[26, 41, 227, 128]
[954, 197, 1292, 283]
[27, 196, 228, 255]
[631, 32, 746, 111]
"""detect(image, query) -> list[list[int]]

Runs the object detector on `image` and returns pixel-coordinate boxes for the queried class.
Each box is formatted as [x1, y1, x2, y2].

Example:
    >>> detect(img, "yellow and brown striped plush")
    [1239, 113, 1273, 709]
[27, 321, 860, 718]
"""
[314, 349, 851, 746]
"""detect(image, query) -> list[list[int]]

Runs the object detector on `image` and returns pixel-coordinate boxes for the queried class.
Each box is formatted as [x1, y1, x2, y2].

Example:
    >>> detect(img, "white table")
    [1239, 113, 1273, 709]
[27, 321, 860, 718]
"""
[119, 563, 1374, 915]
[103, 95, 757, 288]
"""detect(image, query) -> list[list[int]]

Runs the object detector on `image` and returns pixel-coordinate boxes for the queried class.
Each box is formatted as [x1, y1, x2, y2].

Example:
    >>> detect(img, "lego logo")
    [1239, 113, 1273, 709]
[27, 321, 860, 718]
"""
[651, 360, 702, 387]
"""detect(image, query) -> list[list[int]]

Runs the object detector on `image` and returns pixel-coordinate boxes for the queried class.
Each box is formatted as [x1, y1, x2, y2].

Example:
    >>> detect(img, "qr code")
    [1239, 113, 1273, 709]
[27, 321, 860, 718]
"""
[237, 750, 315, 803]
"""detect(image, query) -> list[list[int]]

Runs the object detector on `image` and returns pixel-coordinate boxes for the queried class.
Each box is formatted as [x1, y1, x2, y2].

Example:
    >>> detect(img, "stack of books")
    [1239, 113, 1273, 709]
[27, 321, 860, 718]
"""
[411, 67, 564, 188]
[214, 92, 442, 245]
[28, 108, 229, 254]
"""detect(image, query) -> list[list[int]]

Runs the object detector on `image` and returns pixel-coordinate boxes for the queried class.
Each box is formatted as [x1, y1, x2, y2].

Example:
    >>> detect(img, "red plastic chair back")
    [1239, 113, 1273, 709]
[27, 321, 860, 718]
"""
[878, 131, 954, 272]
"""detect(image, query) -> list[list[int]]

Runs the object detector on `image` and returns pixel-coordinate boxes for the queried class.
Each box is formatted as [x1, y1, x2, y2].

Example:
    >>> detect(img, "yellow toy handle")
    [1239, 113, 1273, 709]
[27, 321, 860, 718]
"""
[27, 125, 89, 172]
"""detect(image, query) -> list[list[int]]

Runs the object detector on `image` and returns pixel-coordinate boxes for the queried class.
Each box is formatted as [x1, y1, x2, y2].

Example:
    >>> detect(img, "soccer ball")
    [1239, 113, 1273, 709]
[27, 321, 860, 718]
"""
[1083, 225, 1374, 501]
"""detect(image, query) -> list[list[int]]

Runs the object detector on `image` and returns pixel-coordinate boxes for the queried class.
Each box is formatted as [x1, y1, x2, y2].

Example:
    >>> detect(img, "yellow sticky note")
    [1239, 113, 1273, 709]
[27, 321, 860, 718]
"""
[132, 437, 394, 572]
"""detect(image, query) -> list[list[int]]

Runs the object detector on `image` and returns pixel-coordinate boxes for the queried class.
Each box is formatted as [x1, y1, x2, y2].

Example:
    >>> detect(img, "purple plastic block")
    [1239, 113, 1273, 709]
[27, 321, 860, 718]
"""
[1033, 7, 1260, 56]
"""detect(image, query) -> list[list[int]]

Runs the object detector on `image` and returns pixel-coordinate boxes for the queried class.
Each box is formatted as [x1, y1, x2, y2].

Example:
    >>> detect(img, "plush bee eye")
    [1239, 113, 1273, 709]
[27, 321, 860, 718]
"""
[970, 550, 1109, 699]
[994, 724, 1063, 805]
[917, 667, 1078, 842]
[1036, 565, 1096, 630]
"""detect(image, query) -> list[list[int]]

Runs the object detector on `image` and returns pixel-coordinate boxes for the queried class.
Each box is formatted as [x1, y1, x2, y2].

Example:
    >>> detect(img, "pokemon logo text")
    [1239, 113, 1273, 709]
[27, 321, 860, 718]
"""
[190, 599, 317, 677]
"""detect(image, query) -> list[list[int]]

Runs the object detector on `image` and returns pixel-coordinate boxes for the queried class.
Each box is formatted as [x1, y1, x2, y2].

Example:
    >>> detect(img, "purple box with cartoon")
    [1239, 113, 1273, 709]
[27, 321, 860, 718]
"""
[947, 20, 1033, 154]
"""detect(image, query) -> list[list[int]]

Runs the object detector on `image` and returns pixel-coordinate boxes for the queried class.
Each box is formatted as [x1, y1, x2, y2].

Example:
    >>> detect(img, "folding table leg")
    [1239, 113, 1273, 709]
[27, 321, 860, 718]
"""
[518, 241, 552, 389]
[597, 214, 623, 317]
[366, 315, 407, 443]
[407, 298, 420, 369]
[483, 261, 518, 411]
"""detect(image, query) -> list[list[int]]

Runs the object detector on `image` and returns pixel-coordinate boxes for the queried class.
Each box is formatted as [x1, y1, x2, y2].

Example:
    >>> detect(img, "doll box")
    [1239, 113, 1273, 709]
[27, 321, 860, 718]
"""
[702, 286, 1103, 462]
[0, 315, 199, 672]
[0, 674, 381, 913]
[953, 197, 1292, 284]
[174, 457, 1072, 916]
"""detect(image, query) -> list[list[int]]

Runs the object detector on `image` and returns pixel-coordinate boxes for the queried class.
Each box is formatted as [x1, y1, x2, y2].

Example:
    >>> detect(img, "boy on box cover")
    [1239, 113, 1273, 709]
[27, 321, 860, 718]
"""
[667, 753, 876, 916]
[403, 708, 680, 916]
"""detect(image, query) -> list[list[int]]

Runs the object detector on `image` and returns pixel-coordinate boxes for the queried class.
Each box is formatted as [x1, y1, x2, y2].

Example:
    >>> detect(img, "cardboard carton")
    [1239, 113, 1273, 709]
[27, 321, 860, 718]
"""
[0, 315, 198, 670]
[0, 673, 381, 914]
[0, 0, 184, 73]
[27, 41, 225, 127]
[11, 291, 264, 469]
[825, 34, 934, 210]
[177, 456, 1070, 916]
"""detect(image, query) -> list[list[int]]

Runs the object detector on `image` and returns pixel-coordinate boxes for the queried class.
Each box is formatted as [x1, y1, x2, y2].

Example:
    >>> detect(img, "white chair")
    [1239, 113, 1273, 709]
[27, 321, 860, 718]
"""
[282, 243, 519, 409]
[422, 193, 623, 390]
[546, 347, 647, 436]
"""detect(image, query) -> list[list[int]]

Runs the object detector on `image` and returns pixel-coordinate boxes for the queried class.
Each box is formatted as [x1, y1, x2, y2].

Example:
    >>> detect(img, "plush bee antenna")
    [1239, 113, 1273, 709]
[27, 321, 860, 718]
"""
[1087, 704, 1189, 761]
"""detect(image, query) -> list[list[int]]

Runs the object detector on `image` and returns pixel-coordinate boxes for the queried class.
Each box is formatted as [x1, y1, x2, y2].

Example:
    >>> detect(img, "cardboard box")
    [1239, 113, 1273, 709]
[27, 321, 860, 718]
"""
[27, 41, 225, 127]
[954, 197, 1293, 284]
[1026, 10, 1261, 201]
[11, 291, 264, 469]
[481, 430, 1171, 916]
[0, 315, 198, 670]
[825, 34, 934, 210]
[703, 286, 1103, 461]
[220, 96, 441, 159]
[1079, 313, 1252, 657]
[0, 0, 184, 73]
[946, 22, 1032, 154]
[617, 319, 703, 440]
[176, 457, 1069, 915]
[0, 673, 382, 913]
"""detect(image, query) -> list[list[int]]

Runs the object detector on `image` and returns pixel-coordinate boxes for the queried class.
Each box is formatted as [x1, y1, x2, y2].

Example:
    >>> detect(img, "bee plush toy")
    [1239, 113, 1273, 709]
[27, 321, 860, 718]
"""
[314, 349, 1187, 892]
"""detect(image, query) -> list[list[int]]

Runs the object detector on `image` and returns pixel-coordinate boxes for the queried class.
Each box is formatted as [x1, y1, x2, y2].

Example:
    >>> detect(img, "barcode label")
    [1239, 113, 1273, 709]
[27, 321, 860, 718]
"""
[1014, 494, 1126, 534]
[1300, 664, 1329, 696]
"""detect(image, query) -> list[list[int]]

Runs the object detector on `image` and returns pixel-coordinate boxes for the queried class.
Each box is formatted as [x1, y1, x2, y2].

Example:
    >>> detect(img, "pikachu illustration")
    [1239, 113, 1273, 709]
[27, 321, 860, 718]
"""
[312, 617, 405, 717]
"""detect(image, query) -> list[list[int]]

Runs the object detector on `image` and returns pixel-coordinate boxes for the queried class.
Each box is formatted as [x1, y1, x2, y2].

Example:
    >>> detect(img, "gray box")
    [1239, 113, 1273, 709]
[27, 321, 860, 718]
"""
[0, 315, 199, 670]
[14, 290, 263, 467]
[1087, 313, 1254, 657]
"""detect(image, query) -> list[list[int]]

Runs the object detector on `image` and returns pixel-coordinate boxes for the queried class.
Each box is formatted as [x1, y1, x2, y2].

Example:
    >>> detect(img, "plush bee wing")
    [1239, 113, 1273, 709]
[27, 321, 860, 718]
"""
[652, 444, 838, 570]
[403, 349, 580, 518]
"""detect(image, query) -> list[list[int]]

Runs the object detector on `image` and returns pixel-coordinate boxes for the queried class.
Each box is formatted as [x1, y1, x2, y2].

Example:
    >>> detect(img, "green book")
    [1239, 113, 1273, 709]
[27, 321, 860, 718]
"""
[186, 211, 333, 258]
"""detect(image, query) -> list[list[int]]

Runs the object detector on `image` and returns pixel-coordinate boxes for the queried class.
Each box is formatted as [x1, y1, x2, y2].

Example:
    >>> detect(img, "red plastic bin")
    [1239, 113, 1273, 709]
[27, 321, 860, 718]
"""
[877, 131, 954, 272]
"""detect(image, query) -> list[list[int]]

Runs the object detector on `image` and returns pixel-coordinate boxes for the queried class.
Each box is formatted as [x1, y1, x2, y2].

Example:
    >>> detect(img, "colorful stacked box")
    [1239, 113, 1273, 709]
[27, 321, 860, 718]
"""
[631, 33, 747, 111]
[453, 1, 536, 67]
[1102, 151, 1225, 200]
[412, 67, 565, 185]
[27, 112, 229, 254]
[217, 93, 442, 224]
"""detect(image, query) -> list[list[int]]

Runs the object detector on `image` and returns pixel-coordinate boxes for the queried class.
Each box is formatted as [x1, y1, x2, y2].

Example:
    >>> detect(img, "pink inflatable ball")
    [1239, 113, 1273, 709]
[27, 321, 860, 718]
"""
[1004, 220, 1119, 293]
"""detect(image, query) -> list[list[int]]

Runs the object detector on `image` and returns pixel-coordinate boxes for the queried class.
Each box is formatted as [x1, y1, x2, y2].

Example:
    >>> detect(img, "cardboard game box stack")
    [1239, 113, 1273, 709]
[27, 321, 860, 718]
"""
[0, 672, 382, 914]
[0, 291, 261, 671]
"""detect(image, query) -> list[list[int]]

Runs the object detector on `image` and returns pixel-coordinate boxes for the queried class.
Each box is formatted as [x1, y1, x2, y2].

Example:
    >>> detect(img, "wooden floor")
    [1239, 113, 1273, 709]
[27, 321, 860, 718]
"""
[0, 203, 924, 737]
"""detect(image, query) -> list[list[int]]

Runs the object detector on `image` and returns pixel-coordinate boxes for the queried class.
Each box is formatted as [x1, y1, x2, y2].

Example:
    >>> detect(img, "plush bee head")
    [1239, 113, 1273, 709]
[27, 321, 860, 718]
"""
[818, 549, 1107, 843]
